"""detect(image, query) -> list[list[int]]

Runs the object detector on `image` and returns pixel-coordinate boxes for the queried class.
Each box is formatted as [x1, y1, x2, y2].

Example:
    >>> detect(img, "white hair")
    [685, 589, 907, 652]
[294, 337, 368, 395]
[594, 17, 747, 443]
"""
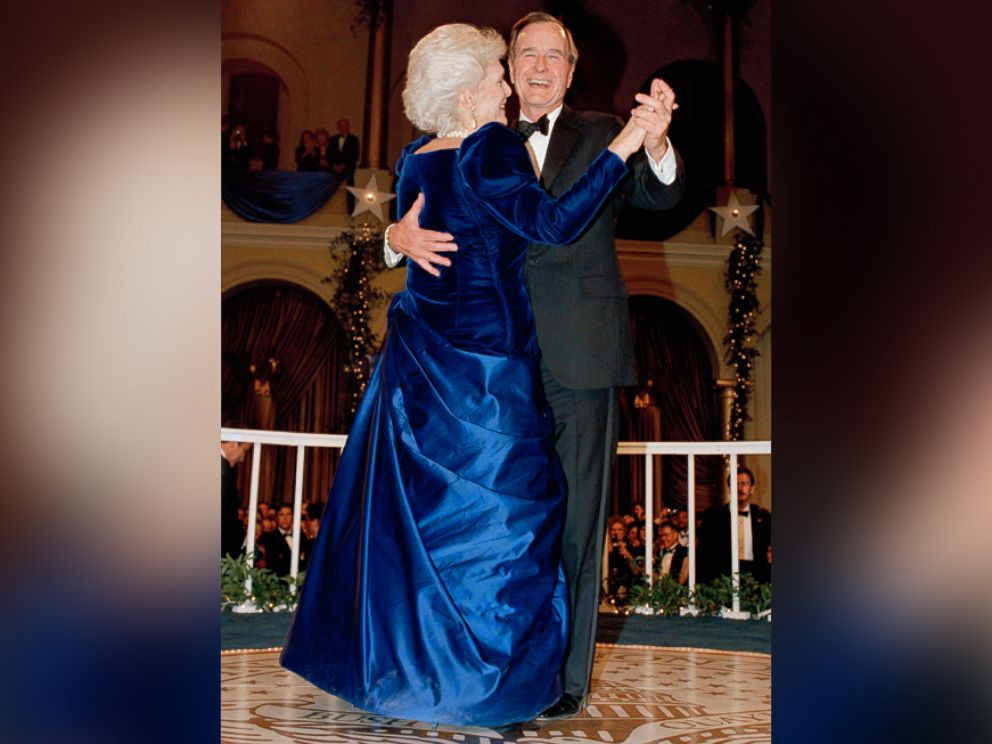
[402, 24, 506, 134]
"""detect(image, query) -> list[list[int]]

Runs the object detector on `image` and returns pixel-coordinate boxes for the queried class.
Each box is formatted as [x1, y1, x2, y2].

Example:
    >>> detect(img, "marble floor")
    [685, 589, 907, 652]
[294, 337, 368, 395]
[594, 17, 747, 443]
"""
[221, 643, 770, 743]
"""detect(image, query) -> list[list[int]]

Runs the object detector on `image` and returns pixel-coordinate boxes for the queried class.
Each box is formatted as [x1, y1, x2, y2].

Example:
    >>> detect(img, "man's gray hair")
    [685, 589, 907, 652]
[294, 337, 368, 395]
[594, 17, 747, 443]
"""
[508, 12, 579, 66]
[403, 23, 506, 134]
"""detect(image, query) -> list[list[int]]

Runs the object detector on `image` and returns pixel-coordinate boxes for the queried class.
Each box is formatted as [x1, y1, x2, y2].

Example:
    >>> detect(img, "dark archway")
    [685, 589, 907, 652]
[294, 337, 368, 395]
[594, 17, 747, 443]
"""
[222, 60, 284, 160]
[222, 282, 349, 510]
[613, 295, 724, 519]
[616, 59, 767, 241]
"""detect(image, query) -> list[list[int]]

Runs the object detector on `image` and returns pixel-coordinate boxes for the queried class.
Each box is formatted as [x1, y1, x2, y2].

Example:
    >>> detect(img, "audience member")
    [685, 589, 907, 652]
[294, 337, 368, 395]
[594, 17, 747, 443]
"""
[304, 502, 322, 539]
[330, 118, 359, 182]
[258, 505, 293, 576]
[314, 128, 332, 172]
[605, 518, 639, 604]
[330, 117, 360, 210]
[253, 522, 266, 569]
[698, 466, 771, 583]
[221, 432, 251, 559]
[296, 504, 320, 571]
[656, 520, 688, 585]
[631, 502, 646, 529]
[295, 129, 320, 171]
[626, 523, 645, 573]
[674, 508, 690, 547]
[223, 122, 252, 172]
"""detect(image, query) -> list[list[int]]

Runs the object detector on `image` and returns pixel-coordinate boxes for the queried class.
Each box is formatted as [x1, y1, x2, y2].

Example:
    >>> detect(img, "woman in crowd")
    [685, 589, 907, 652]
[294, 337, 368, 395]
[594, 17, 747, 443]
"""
[294, 129, 320, 171]
[281, 23, 657, 727]
[223, 122, 252, 172]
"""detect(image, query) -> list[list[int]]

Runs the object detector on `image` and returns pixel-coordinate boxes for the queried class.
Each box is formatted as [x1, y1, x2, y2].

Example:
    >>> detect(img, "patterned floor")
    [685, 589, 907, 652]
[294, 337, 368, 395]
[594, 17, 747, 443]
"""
[221, 643, 770, 743]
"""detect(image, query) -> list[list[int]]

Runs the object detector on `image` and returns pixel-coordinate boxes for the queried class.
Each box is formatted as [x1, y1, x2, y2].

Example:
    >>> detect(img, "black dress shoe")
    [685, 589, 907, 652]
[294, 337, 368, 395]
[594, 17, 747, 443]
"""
[535, 693, 584, 721]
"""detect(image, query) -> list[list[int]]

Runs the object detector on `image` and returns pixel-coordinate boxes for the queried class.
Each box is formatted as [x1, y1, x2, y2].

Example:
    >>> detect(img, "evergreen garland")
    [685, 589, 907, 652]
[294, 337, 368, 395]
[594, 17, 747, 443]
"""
[724, 230, 763, 440]
[324, 222, 388, 424]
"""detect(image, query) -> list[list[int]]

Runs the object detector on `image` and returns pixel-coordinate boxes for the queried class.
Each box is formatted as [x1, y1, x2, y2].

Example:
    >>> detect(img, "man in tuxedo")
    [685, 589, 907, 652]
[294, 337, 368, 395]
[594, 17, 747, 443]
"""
[330, 117, 360, 210]
[257, 504, 302, 577]
[221, 432, 251, 559]
[656, 520, 689, 585]
[383, 12, 685, 719]
[699, 466, 771, 584]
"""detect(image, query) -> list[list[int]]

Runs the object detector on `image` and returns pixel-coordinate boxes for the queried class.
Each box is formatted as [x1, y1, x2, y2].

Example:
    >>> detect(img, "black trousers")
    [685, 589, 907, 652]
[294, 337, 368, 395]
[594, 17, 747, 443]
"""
[541, 359, 618, 699]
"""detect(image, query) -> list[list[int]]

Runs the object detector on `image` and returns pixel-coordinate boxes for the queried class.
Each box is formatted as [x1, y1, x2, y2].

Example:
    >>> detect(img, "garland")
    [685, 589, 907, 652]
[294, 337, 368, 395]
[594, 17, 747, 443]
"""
[724, 230, 763, 440]
[324, 222, 388, 424]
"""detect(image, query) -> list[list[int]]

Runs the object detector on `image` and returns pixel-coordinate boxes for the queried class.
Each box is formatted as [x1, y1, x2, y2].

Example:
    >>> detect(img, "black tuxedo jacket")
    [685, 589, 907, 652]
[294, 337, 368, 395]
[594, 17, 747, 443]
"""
[658, 543, 689, 583]
[258, 530, 293, 576]
[524, 106, 686, 389]
[698, 502, 772, 582]
[330, 133, 359, 176]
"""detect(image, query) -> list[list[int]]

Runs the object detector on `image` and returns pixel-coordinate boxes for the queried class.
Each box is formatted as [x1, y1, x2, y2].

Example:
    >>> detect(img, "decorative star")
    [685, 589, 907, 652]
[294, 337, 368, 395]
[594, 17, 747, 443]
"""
[346, 173, 396, 221]
[709, 191, 759, 236]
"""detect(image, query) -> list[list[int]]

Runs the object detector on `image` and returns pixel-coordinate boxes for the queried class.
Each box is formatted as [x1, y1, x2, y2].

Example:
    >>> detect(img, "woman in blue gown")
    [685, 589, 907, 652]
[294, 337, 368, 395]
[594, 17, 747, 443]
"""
[280, 23, 649, 727]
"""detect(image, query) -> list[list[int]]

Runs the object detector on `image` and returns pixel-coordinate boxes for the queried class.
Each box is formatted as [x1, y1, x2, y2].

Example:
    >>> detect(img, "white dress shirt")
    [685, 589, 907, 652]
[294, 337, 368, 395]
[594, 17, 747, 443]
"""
[520, 105, 678, 182]
[737, 508, 754, 561]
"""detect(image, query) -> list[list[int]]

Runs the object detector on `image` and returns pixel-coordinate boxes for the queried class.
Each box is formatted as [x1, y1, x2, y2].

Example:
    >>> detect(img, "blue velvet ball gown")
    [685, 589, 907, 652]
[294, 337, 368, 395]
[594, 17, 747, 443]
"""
[280, 122, 628, 727]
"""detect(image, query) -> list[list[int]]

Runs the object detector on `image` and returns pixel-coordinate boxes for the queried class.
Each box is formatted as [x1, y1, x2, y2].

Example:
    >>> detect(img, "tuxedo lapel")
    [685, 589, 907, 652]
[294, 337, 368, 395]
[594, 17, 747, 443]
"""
[541, 106, 582, 193]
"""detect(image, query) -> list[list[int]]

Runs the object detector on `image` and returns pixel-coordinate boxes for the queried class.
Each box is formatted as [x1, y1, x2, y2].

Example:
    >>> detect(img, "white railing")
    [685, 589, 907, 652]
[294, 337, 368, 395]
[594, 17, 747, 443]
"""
[615, 440, 772, 618]
[222, 428, 347, 612]
[222, 428, 770, 617]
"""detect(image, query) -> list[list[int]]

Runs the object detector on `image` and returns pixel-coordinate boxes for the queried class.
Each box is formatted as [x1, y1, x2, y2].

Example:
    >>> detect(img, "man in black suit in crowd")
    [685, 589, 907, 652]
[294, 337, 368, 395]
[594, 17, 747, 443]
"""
[221, 430, 251, 559]
[330, 117, 360, 211]
[698, 466, 771, 584]
[384, 12, 685, 720]
[657, 520, 689, 584]
[257, 504, 301, 577]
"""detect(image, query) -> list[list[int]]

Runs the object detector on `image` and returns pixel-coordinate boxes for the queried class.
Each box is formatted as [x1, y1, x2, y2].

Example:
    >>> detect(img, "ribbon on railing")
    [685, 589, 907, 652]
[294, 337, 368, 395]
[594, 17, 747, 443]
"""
[222, 170, 345, 223]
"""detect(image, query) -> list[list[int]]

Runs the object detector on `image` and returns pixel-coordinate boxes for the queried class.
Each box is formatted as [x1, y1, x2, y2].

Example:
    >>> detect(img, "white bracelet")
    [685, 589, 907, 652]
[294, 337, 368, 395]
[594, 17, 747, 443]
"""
[383, 222, 397, 250]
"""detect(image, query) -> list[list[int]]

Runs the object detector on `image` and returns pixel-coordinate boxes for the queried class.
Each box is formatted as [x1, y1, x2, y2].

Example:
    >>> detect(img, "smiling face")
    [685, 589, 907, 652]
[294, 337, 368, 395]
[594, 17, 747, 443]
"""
[508, 21, 575, 120]
[468, 59, 512, 128]
[659, 524, 679, 550]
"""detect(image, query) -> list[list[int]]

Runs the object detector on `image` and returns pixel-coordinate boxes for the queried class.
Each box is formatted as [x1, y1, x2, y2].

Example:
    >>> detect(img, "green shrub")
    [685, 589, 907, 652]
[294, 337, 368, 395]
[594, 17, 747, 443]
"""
[221, 554, 305, 612]
[630, 573, 690, 615]
[629, 572, 771, 619]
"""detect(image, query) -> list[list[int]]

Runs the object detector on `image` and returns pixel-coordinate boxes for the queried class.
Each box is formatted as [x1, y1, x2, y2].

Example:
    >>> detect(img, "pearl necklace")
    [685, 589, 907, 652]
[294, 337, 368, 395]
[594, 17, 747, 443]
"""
[437, 128, 473, 139]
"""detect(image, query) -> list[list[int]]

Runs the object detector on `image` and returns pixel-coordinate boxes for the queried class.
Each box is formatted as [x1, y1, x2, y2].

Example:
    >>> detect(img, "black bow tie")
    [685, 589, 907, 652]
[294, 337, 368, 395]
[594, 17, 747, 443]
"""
[661, 547, 675, 555]
[738, 510, 750, 517]
[515, 115, 550, 139]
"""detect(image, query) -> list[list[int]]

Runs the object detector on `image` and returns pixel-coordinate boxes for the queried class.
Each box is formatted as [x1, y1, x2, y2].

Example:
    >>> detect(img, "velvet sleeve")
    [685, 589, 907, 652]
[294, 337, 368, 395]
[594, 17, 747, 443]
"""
[456, 123, 628, 245]
[394, 135, 435, 219]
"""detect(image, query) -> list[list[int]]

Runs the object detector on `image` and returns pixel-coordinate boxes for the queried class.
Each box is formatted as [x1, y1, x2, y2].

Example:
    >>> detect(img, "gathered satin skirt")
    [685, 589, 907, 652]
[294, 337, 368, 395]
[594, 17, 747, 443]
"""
[280, 293, 568, 727]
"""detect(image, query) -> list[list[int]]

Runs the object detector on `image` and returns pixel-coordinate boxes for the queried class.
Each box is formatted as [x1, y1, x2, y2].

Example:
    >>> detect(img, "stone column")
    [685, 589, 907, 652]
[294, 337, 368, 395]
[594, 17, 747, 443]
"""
[361, 0, 393, 170]
[715, 379, 736, 504]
